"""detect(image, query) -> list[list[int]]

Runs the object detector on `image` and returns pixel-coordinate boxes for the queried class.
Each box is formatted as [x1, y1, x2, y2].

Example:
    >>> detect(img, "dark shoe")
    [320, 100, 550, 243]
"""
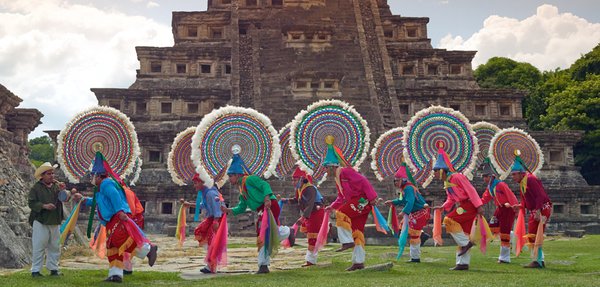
[345, 263, 365, 271]
[420, 232, 431, 247]
[524, 261, 543, 268]
[200, 267, 213, 274]
[256, 265, 270, 274]
[50, 270, 61, 276]
[288, 231, 296, 247]
[31, 272, 43, 277]
[497, 260, 510, 264]
[147, 245, 158, 267]
[301, 261, 315, 267]
[449, 264, 469, 271]
[335, 242, 355, 252]
[457, 241, 474, 257]
[123, 270, 133, 275]
[104, 275, 123, 283]
[407, 259, 421, 263]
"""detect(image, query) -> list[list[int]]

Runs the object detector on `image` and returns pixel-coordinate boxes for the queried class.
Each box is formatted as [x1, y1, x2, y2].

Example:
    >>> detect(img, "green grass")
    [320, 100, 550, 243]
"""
[4, 235, 600, 287]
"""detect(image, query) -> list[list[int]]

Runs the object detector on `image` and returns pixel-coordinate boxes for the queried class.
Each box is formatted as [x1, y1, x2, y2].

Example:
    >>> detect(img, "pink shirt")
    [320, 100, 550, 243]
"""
[481, 180, 519, 207]
[330, 167, 378, 210]
[441, 173, 483, 211]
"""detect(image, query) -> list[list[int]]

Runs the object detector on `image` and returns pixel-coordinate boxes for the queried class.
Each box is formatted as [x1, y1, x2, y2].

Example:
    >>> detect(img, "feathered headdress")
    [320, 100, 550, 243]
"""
[488, 128, 544, 180]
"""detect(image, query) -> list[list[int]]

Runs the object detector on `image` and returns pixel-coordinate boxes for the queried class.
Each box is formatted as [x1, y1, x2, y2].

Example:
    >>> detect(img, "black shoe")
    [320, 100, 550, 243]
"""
[335, 243, 355, 252]
[123, 270, 133, 275]
[31, 272, 43, 277]
[50, 270, 61, 276]
[288, 231, 296, 247]
[104, 275, 123, 283]
[147, 245, 158, 267]
[200, 267, 213, 274]
[256, 265, 270, 274]
[457, 241, 474, 257]
[420, 232, 431, 247]
[449, 264, 469, 271]
[407, 259, 421, 263]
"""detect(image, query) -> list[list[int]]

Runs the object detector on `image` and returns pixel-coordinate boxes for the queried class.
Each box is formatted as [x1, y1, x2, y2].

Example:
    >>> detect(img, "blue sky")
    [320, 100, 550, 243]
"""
[0, 0, 599, 138]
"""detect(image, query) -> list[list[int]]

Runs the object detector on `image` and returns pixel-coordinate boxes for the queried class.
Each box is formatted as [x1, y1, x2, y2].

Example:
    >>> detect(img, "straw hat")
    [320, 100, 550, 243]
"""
[34, 162, 57, 180]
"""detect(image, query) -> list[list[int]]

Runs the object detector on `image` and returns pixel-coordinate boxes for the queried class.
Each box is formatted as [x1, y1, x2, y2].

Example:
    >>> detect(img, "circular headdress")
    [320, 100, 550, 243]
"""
[168, 126, 197, 186]
[57, 106, 140, 183]
[191, 106, 280, 188]
[489, 127, 544, 179]
[274, 122, 296, 178]
[472, 121, 500, 168]
[124, 157, 143, 186]
[370, 127, 405, 181]
[403, 106, 479, 181]
[290, 100, 370, 182]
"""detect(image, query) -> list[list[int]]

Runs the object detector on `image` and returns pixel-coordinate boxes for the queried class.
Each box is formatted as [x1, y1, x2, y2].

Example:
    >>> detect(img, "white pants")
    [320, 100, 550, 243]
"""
[31, 220, 60, 273]
[279, 226, 290, 242]
[410, 244, 421, 260]
[499, 246, 511, 262]
[450, 232, 471, 265]
[258, 246, 270, 266]
[351, 245, 365, 264]
[306, 250, 318, 264]
[109, 243, 151, 278]
[337, 227, 353, 244]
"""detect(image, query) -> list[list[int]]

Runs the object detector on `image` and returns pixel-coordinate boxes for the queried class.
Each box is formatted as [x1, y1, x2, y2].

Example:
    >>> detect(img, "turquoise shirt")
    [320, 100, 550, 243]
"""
[392, 185, 426, 214]
[85, 178, 131, 226]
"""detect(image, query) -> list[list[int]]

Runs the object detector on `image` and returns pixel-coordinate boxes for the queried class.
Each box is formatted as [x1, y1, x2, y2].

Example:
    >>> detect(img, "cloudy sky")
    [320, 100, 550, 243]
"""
[1, 0, 599, 138]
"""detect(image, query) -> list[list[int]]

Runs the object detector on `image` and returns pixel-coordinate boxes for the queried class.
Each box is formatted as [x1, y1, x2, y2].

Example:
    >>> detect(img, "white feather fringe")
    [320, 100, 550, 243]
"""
[289, 99, 371, 181]
[488, 127, 545, 180]
[56, 105, 141, 183]
[167, 126, 196, 186]
[370, 127, 404, 182]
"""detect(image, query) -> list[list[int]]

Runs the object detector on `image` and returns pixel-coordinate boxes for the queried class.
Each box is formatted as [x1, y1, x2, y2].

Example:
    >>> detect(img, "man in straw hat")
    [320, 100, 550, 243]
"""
[479, 158, 519, 263]
[28, 162, 73, 277]
[509, 150, 552, 268]
[322, 136, 379, 271]
[431, 145, 483, 271]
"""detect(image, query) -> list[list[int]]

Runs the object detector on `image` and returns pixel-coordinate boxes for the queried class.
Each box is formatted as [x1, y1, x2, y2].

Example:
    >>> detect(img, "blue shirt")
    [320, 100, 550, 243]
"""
[200, 186, 222, 218]
[85, 178, 131, 226]
[392, 185, 426, 214]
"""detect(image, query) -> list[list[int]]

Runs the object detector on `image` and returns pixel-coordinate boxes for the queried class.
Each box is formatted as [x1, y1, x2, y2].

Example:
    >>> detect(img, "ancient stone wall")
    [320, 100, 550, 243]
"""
[0, 84, 43, 268]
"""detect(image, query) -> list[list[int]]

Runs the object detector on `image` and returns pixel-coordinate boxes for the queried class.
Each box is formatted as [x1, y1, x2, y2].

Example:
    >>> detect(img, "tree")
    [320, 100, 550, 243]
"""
[570, 43, 600, 81]
[541, 75, 600, 184]
[474, 57, 544, 129]
[28, 136, 54, 167]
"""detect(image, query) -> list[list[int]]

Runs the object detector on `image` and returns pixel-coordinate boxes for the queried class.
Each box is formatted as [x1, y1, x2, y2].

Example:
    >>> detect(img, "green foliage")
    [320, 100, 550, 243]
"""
[474, 57, 544, 129]
[570, 43, 600, 81]
[542, 74, 600, 184]
[28, 136, 54, 165]
[2, 236, 600, 286]
[474, 57, 542, 90]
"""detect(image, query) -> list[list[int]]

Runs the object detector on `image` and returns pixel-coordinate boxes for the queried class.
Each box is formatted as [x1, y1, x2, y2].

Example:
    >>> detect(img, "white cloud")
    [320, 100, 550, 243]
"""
[0, 0, 172, 138]
[439, 4, 600, 71]
[147, 2, 159, 8]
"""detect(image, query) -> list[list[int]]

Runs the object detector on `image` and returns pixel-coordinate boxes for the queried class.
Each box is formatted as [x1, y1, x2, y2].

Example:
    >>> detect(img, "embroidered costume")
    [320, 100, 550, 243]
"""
[479, 159, 519, 263]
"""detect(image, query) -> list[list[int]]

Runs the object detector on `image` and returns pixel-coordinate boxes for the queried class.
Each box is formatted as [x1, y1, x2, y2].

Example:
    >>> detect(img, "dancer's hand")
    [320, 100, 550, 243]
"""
[42, 203, 56, 210]
[324, 205, 333, 212]
[432, 205, 443, 210]
[118, 211, 129, 222]
[220, 205, 230, 214]
[477, 206, 484, 215]
[72, 193, 83, 202]
[384, 200, 393, 206]
[263, 198, 272, 209]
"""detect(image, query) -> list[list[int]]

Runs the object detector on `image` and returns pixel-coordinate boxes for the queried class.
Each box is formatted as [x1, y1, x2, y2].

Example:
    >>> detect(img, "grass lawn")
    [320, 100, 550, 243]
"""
[3, 235, 600, 287]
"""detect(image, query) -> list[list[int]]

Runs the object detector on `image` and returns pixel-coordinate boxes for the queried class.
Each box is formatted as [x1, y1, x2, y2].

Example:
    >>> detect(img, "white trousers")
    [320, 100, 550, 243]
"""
[258, 246, 270, 266]
[450, 232, 471, 265]
[351, 245, 365, 264]
[109, 242, 151, 278]
[306, 250, 318, 264]
[337, 227, 353, 244]
[499, 246, 511, 262]
[410, 244, 421, 260]
[31, 220, 60, 273]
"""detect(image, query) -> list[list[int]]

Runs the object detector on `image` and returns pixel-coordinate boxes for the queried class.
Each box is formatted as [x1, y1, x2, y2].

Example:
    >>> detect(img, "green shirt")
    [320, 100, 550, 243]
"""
[231, 175, 276, 216]
[28, 181, 64, 226]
